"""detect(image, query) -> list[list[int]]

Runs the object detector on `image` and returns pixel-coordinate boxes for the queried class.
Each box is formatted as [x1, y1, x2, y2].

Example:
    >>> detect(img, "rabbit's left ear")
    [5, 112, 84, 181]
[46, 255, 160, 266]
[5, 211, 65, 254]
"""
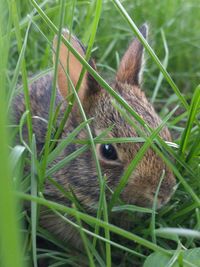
[116, 24, 148, 86]
[53, 29, 99, 102]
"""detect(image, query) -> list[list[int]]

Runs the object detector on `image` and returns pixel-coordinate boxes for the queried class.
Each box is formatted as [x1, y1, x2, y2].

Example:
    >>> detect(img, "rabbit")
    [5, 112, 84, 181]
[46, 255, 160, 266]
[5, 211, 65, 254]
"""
[12, 24, 176, 245]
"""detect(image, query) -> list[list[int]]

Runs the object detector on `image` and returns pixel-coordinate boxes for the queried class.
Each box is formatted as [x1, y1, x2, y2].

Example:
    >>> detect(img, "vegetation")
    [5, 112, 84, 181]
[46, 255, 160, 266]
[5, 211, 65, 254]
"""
[0, 0, 199, 266]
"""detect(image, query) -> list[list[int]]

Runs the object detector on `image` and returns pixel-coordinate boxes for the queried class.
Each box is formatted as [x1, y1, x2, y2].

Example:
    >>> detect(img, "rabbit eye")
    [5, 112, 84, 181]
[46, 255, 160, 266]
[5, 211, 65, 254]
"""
[100, 144, 118, 161]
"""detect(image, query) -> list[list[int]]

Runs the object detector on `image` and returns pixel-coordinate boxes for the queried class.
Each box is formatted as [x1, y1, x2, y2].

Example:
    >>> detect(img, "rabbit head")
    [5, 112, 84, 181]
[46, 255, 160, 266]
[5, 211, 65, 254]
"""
[51, 25, 176, 211]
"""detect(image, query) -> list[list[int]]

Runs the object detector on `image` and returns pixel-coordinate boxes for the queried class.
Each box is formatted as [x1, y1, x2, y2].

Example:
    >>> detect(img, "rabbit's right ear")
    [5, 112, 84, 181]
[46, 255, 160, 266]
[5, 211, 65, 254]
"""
[53, 29, 99, 102]
[116, 24, 148, 86]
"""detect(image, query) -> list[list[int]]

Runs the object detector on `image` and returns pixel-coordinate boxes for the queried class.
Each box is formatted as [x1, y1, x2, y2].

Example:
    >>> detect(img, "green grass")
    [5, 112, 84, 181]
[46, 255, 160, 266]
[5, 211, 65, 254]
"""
[1, 0, 200, 266]
[0, 2, 24, 267]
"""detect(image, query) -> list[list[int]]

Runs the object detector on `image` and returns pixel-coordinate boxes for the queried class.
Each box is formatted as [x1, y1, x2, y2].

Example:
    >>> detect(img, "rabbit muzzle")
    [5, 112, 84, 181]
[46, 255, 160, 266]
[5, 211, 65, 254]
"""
[121, 171, 176, 209]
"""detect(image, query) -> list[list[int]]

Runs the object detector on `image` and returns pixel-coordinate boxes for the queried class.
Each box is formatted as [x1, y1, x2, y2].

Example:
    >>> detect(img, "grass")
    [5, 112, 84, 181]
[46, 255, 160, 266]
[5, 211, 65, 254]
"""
[0, 2, 24, 267]
[1, 0, 200, 266]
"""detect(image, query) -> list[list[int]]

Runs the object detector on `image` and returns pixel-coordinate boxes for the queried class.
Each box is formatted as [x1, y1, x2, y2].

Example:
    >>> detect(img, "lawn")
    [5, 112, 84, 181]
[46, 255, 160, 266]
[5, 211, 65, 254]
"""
[0, 0, 200, 266]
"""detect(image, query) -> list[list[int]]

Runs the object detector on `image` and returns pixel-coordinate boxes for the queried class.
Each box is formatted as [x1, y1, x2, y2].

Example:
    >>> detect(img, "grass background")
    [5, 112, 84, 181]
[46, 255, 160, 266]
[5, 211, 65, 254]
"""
[1, 0, 200, 266]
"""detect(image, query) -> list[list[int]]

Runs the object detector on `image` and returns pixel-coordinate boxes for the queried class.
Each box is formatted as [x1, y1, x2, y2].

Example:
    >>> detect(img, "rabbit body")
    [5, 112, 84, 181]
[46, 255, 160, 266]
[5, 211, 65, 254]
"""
[12, 25, 176, 244]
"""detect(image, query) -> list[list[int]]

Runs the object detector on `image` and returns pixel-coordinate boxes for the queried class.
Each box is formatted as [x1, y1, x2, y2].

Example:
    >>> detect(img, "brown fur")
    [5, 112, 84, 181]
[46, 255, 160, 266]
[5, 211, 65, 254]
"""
[12, 25, 176, 246]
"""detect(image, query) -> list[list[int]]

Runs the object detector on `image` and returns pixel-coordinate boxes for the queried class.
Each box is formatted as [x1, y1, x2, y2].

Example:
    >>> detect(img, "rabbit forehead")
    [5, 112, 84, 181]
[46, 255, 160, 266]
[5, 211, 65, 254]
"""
[91, 83, 171, 141]
[114, 82, 162, 129]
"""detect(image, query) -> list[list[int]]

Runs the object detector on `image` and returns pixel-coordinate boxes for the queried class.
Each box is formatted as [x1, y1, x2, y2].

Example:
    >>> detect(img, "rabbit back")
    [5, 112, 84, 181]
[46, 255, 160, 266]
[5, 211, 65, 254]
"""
[12, 73, 66, 152]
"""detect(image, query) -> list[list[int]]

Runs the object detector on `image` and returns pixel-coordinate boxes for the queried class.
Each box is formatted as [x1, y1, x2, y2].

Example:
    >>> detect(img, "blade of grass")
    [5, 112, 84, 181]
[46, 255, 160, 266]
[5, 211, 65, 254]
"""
[151, 29, 169, 103]
[0, 1, 24, 266]
[155, 228, 200, 239]
[40, 0, 65, 187]
[112, 205, 153, 214]
[19, 110, 32, 153]
[11, 0, 33, 144]
[42, 3, 77, 154]
[186, 130, 200, 163]
[31, 135, 38, 267]
[72, 208, 95, 267]
[185, 209, 200, 248]
[10, 145, 26, 174]
[68, 137, 145, 145]
[165, 243, 182, 267]
[6, 23, 29, 112]
[179, 85, 200, 156]
[150, 170, 165, 244]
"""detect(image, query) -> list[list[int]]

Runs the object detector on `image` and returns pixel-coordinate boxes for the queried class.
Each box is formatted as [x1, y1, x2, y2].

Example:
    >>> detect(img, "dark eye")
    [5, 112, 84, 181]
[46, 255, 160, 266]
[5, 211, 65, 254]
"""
[100, 144, 118, 161]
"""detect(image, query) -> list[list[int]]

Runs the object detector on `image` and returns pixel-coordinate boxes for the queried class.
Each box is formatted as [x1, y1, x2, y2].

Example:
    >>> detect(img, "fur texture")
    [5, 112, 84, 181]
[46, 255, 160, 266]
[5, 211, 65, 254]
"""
[12, 25, 176, 245]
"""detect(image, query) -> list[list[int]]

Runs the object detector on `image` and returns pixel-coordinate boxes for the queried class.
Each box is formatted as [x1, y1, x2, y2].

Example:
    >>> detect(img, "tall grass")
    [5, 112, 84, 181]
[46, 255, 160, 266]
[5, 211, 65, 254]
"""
[0, 1, 24, 267]
[1, 0, 200, 266]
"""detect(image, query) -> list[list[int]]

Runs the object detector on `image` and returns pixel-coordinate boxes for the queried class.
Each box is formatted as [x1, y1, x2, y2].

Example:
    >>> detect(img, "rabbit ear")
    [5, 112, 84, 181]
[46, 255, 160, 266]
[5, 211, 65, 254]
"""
[116, 24, 148, 86]
[53, 29, 98, 101]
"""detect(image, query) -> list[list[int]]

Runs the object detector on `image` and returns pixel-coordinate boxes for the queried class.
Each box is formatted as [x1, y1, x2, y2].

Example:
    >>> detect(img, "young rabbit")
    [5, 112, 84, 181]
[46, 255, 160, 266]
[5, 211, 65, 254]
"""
[12, 24, 176, 244]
